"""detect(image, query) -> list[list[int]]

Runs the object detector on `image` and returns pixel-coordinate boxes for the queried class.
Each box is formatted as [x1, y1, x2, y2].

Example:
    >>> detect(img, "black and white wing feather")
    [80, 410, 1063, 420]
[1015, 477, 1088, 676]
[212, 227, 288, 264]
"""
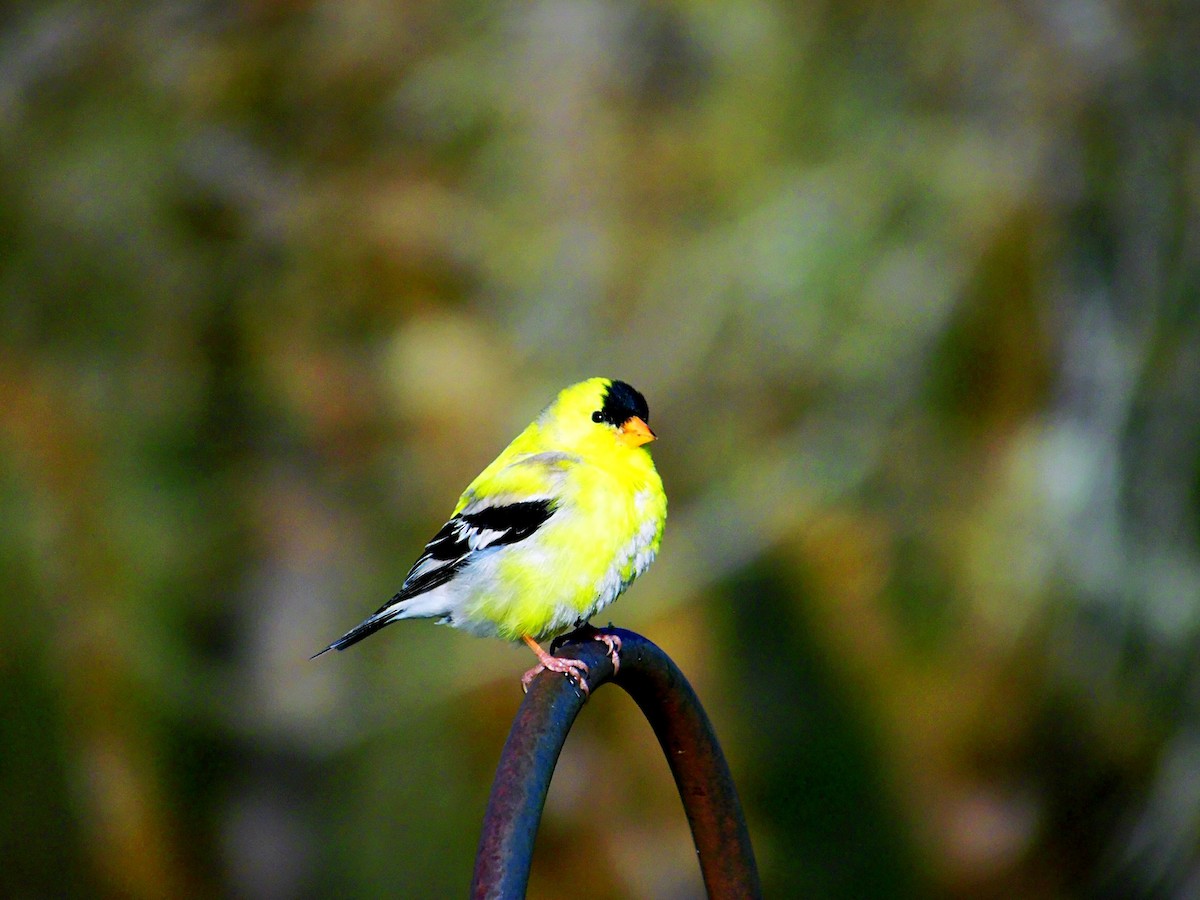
[399, 500, 554, 598]
[312, 499, 556, 656]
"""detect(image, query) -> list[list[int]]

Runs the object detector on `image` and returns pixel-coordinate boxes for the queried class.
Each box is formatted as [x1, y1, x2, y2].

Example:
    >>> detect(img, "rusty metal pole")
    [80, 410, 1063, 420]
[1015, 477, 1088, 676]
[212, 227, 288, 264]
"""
[471, 627, 761, 899]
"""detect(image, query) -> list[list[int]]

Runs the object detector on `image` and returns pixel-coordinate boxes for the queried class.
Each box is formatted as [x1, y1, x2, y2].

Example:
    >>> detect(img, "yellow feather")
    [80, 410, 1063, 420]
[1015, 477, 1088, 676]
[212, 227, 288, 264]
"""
[454, 378, 665, 640]
[316, 377, 667, 680]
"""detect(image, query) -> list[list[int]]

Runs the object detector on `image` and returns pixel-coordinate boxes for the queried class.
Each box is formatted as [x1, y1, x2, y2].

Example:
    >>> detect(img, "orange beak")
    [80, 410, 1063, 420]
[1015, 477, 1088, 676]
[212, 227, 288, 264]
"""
[619, 416, 656, 447]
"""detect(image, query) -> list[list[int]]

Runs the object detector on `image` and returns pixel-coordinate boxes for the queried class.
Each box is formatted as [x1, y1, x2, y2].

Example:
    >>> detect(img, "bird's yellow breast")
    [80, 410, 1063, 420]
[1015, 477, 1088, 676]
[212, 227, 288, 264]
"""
[466, 447, 665, 641]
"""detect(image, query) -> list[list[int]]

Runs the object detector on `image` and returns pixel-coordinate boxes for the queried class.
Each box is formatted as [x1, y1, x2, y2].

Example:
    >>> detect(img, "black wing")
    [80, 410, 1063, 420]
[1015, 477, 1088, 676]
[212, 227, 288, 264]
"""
[374, 498, 557, 613]
[313, 498, 557, 657]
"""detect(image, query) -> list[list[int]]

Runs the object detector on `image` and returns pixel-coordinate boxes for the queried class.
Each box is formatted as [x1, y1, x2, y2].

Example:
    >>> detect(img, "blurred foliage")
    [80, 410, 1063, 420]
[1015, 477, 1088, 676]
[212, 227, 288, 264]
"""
[2, 0, 1199, 897]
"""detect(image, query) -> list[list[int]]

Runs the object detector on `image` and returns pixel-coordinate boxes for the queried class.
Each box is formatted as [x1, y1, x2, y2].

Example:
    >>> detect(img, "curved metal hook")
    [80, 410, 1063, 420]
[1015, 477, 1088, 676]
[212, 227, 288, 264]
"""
[471, 627, 761, 899]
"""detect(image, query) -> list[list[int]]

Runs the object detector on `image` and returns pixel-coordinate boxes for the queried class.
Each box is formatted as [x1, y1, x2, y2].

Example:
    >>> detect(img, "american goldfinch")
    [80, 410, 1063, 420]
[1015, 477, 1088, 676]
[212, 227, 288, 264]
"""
[314, 377, 666, 694]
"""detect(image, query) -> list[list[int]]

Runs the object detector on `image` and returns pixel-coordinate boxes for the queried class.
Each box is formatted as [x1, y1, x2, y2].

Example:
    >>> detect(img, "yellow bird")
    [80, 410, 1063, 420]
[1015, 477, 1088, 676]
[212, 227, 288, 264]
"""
[314, 378, 666, 693]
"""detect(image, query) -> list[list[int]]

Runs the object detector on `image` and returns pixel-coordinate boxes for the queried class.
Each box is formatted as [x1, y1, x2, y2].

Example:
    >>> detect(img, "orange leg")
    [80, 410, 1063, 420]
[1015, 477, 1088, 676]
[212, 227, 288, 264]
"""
[520, 634, 590, 695]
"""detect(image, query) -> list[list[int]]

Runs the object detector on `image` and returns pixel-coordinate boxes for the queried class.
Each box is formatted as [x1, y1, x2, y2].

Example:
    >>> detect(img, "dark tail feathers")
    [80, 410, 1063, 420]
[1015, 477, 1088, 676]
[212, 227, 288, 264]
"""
[310, 605, 400, 659]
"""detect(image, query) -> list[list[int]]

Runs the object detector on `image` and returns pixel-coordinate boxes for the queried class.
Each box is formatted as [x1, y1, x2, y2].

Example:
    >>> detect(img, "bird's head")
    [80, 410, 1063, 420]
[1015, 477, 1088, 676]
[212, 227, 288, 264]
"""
[540, 378, 656, 454]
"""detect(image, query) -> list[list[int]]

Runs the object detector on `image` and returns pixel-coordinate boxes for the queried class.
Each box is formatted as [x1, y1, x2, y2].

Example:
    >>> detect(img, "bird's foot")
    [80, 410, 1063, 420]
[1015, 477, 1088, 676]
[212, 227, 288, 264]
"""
[520, 654, 590, 695]
[551, 624, 623, 676]
[521, 634, 590, 695]
[593, 631, 622, 675]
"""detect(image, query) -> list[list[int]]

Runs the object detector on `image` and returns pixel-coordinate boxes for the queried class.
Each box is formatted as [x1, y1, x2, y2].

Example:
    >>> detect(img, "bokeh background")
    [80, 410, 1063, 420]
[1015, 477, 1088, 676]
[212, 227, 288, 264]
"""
[3, 0, 1199, 897]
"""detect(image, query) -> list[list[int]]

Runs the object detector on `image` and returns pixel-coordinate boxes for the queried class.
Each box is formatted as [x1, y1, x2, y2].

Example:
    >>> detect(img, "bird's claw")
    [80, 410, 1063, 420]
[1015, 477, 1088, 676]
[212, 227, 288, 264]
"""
[522, 628, 623, 695]
[521, 655, 591, 696]
[594, 632, 622, 675]
[551, 626, 623, 675]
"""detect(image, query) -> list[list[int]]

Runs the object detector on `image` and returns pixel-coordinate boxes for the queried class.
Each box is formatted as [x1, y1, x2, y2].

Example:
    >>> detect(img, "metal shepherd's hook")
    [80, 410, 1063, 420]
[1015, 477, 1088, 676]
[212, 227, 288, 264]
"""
[471, 627, 762, 899]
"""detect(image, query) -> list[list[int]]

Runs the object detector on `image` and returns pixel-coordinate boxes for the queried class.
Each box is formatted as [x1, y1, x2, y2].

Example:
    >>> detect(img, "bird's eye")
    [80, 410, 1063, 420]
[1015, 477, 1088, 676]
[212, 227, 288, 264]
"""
[592, 410, 604, 423]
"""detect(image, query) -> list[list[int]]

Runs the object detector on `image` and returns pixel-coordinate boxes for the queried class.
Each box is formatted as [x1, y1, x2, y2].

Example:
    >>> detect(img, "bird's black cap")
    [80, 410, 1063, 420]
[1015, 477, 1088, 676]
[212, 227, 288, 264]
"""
[596, 380, 650, 427]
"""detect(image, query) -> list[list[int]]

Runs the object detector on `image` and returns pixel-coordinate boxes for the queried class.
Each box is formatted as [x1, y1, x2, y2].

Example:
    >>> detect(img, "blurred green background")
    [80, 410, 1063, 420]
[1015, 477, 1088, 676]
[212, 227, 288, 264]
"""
[3, 0, 1199, 897]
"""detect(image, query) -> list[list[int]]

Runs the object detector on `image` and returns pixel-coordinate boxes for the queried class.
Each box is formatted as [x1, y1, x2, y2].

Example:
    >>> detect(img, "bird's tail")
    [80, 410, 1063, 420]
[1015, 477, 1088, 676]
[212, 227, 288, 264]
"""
[310, 596, 406, 659]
